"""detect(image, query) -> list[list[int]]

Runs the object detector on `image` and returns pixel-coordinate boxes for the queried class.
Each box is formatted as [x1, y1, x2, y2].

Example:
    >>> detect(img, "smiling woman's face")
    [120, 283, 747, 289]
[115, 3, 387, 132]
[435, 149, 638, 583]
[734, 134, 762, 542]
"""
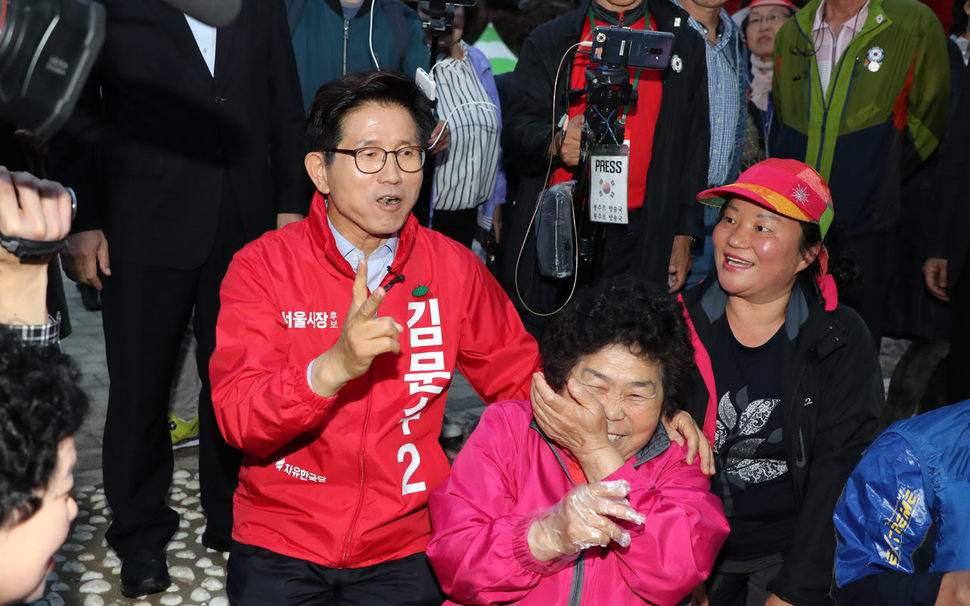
[567, 344, 664, 461]
[713, 197, 812, 305]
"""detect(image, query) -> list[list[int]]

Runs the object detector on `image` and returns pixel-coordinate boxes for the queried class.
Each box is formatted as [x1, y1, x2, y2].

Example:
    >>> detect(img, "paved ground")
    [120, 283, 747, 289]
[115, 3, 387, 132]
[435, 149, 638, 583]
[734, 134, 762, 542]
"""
[38, 459, 229, 606]
[33, 276, 905, 606]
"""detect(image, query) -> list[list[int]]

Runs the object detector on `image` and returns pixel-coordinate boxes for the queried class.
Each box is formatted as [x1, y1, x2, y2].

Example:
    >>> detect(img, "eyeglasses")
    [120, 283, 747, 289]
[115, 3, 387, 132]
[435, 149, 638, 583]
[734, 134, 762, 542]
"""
[748, 13, 790, 26]
[325, 146, 427, 174]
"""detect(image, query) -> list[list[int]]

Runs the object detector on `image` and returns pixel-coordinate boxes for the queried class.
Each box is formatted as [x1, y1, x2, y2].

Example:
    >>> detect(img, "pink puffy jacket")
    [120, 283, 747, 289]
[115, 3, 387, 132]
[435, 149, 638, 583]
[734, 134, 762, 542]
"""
[427, 400, 729, 605]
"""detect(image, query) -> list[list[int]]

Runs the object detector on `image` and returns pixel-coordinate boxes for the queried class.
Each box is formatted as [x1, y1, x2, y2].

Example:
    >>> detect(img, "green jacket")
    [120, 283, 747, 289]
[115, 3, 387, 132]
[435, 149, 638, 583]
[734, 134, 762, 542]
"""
[772, 0, 949, 234]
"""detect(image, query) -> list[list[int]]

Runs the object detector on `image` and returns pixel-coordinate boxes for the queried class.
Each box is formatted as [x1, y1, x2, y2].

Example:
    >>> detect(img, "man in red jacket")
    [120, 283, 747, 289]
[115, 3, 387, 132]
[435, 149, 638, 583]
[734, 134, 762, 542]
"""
[209, 71, 541, 605]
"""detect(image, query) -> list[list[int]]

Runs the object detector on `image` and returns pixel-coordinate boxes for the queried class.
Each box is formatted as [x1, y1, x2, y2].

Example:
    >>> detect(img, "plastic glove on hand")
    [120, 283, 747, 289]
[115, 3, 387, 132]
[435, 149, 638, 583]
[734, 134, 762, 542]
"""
[527, 479, 645, 562]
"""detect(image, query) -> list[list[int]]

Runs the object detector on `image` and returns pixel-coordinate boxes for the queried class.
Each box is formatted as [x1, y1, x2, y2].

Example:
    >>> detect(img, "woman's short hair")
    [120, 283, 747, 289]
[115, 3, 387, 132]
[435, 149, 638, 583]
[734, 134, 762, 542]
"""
[540, 276, 695, 420]
[0, 330, 88, 528]
[305, 71, 436, 166]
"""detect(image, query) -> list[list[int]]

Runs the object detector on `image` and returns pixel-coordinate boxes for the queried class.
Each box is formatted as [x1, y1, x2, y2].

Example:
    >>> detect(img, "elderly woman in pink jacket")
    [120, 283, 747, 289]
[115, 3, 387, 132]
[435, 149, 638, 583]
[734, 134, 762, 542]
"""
[427, 277, 729, 605]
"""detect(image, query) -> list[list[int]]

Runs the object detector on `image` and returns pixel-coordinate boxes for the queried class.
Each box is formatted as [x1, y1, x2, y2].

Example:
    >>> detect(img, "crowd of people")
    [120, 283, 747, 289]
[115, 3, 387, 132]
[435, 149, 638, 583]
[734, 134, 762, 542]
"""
[0, 0, 968, 603]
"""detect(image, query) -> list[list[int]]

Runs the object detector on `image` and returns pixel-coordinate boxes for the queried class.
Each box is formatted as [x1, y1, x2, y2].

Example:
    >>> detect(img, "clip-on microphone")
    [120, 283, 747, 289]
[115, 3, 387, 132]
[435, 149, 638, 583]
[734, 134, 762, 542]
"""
[383, 266, 406, 291]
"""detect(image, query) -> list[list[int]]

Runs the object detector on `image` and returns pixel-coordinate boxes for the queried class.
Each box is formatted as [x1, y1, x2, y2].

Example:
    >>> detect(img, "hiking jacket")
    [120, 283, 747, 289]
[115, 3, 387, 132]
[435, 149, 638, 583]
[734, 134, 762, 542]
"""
[427, 399, 729, 605]
[285, 0, 429, 111]
[503, 0, 709, 286]
[771, 0, 949, 235]
[210, 193, 540, 568]
[681, 277, 884, 605]
[832, 400, 970, 605]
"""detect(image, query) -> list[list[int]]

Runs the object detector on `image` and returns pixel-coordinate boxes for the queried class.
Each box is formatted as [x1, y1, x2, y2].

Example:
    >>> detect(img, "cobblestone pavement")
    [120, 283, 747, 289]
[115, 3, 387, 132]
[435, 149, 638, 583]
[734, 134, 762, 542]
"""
[36, 459, 229, 606]
[33, 276, 904, 606]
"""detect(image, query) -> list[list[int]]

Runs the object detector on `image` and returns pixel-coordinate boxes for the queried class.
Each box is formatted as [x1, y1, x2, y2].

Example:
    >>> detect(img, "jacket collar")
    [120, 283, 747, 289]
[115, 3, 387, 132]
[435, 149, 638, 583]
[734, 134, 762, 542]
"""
[590, 1, 647, 26]
[145, 0, 218, 82]
[323, 0, 375, 19]
[570, 0, 692, 37]
[631, 428, 671, 467]
[684, 274, 845, 354]
[307, 190, 419, 279]
[697, 277, 810, 342]
[529, 418, 672, 475]
[791, 0, 892, 45]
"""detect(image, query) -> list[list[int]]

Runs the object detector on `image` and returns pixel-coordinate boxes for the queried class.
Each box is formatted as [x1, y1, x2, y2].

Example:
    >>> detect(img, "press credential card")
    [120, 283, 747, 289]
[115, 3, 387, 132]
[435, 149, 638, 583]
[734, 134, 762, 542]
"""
[589, 143, 629, 225]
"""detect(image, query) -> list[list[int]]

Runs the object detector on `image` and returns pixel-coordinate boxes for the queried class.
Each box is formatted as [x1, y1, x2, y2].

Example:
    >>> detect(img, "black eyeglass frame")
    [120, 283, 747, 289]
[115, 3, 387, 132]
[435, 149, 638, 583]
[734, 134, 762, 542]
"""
[324, 146, 427, 174]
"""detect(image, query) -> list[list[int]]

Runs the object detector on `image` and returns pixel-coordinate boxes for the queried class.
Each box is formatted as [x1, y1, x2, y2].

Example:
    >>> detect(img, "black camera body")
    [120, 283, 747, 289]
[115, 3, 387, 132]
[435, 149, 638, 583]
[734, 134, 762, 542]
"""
[417, 0, 475, 40]
[0, 0, 105, 138]
[0, 0, 104, 258]
[583, 66, 636, 146]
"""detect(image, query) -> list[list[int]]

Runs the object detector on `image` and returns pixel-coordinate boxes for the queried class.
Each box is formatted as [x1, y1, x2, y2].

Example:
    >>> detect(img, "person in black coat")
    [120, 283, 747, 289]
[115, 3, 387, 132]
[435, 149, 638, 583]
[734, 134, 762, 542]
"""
[499, 0, 709, 338]
[47, 0, 307, 596]
[924, 54, 970, 405]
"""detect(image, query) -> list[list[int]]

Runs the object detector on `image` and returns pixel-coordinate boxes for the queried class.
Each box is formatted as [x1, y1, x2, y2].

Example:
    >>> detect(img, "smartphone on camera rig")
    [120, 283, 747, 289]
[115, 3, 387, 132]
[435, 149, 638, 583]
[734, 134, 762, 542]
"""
[589, 26, 674, 70]
[579, 26, 675, 148]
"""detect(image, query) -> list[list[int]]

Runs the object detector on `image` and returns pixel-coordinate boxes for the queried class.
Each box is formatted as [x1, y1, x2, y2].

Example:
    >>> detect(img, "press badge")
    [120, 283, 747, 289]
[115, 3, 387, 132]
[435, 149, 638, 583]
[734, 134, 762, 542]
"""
[589, 142, 629, 224]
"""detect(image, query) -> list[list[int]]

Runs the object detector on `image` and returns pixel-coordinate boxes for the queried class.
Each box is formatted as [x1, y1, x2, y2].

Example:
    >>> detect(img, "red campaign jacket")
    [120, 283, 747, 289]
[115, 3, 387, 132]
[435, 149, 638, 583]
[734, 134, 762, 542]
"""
[209, 192, 541, 568]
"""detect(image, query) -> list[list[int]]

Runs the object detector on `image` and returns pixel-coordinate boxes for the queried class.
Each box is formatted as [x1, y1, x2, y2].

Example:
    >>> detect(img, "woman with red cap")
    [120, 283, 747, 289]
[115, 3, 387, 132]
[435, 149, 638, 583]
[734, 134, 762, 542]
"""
[680, 158, 884, 605]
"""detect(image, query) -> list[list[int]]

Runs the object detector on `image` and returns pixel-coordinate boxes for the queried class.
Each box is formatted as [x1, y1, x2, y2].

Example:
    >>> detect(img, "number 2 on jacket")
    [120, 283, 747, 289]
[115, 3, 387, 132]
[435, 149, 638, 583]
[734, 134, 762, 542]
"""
[399, 298, 450, 496]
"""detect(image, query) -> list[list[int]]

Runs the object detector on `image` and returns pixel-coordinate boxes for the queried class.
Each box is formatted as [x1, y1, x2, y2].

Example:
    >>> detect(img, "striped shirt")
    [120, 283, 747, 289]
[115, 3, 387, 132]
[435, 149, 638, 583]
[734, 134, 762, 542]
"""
[812, 0, 870, 98]
[432, 42, 501, 212]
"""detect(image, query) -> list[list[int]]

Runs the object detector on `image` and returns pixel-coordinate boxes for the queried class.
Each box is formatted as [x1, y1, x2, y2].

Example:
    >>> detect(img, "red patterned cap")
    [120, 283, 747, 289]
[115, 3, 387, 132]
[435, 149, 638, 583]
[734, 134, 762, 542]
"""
[746, 0, 798, 10]
[696, 159, 835, 238]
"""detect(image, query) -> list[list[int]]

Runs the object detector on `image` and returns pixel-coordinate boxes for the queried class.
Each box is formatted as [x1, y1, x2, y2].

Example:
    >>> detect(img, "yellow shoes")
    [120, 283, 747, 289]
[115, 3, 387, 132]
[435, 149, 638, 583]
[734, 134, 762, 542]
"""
[169, 413, 199, 448]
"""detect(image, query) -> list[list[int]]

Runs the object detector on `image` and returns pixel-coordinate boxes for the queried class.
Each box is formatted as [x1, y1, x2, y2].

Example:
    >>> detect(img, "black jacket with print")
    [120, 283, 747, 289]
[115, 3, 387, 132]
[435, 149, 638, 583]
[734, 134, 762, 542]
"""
[682, 276, 884, 606]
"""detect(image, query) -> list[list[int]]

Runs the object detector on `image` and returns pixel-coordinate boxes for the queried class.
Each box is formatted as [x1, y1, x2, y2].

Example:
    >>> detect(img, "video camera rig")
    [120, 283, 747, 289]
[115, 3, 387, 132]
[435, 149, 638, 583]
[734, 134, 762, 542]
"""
[417, 0, 476, 68]
[569, 26, 673, 277]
